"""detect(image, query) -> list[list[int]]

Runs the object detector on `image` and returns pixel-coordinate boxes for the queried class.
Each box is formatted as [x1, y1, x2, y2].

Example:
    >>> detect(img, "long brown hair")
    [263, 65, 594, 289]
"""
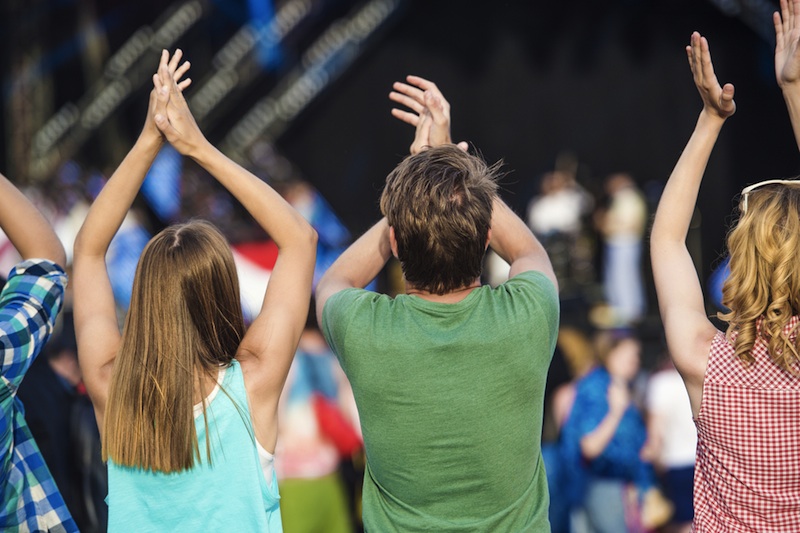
[720, 183, 800, 373]
[102, 220, 245, 472]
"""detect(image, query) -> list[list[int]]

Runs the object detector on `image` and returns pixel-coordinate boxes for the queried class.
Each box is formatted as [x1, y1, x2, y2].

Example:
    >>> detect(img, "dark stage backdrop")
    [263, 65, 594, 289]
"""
[2, 0, 796, 317]
[276, 0, 799, 294]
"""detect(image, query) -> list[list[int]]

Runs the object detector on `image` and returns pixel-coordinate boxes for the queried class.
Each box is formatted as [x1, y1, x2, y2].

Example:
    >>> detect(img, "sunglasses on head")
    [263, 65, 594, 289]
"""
[740, 179, 800, 214]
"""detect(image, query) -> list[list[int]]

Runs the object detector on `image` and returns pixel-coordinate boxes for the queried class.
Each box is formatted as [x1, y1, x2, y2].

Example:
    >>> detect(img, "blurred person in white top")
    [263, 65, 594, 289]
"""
[643, 357, 697, 533]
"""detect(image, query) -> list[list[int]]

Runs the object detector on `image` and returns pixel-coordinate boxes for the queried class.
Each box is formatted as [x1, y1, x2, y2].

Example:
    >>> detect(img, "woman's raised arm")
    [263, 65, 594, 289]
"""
[650, 33, 733, 415]
[73, 50, 190, 425]
[153, 60, 317, 452]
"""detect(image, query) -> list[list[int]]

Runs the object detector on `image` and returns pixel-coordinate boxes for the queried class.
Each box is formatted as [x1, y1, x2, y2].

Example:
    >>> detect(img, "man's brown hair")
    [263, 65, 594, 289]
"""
[380, 145, 499, 295]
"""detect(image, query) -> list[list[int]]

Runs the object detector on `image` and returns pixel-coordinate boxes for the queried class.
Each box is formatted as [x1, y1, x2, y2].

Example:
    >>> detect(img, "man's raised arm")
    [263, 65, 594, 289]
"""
[489, 197, 557, 288]
[315, 219, 393, 326]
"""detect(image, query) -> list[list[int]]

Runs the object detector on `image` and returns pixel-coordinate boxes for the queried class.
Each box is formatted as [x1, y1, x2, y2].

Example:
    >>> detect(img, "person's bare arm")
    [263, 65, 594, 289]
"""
[73, 50, 190, 425]
[489, 198, 557, 288]
[580, 380, 629, 459]
[651, 33, 731, 416]
[154, 57, 317, 452]
[0, 174, 65, 266]
[315, 219, 392, 326]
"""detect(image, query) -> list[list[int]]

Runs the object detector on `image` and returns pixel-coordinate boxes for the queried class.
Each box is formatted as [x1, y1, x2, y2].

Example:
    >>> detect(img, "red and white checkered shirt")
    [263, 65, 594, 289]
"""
[694, 318, 800, 532]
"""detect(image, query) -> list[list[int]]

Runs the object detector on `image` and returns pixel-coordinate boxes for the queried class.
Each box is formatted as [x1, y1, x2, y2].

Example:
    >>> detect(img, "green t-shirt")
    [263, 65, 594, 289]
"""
[322, 271, 559, 532]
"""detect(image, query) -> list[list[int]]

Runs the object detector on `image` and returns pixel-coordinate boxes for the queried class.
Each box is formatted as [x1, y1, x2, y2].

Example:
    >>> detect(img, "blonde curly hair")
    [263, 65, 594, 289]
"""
[719, 182, 800, 373]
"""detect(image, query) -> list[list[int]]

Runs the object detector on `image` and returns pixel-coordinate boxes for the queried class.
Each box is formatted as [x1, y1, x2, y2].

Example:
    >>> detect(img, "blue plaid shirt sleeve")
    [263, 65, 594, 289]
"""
[1, 259, 67, 388]
[0, 259, 78, 532]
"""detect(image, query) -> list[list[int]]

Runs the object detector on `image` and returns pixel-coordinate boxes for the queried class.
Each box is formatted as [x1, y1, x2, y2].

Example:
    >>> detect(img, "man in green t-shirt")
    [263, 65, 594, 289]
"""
[316, 77, 559, 532]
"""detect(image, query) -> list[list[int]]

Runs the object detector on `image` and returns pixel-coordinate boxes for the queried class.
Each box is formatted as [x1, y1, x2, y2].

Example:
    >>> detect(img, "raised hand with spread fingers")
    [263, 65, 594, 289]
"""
[775, 0, 800, 149]
[775, 0, 800, 87]
[389, 75, 468, 154]
[687, 31, 736, 120]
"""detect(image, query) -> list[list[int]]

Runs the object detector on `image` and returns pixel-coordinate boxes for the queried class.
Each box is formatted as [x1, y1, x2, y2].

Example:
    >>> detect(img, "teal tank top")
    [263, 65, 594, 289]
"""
[106, 360, 282, 532]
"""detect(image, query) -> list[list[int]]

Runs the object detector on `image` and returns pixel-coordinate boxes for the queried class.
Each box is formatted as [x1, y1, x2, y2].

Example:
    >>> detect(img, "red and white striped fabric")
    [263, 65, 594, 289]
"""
[694, 317, 800, 532]
[231, 240, 277, 323]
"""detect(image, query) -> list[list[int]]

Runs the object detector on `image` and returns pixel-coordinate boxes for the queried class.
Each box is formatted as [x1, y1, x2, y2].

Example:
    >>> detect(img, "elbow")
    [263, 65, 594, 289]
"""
[73, 224, 106, 261]
[72, 227, 90, 259]
[40, 235, 67, 268]
[287, 219, 318, 254]
[30, 237, 67, 268]
[649, 221, 681, 248]
[317, 270, 334, 297]
[296, 223, 318, 260]
[306, 224, 319, 250]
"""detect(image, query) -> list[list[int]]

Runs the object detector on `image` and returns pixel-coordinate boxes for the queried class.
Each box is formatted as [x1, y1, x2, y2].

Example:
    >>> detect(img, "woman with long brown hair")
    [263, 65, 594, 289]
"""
[72, 50, 316, 530]
[651, 1, 800, 530]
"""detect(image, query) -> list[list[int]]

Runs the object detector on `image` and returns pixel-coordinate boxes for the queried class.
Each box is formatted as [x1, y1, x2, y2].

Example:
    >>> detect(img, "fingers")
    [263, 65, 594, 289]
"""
[775, 0, 794, 49]
[407, 76, 449, 113]
[152, 73, 169, 122]
[772, 0, 789, 44]
[405, 75, 437, 92]
[152, 72, 164, 96]
[153, 72, 169, 108]
[410, 112, 432, 155]
[689, 32, 701, 77]
[173, 59, 191, 83]
[391, 107, 420, 126]
[456, 141, 469, 152]
[158, 49, 169, 74]
[154, 111, 176, 139]
[687, 32, 736, 118]
[688, 33, 705, 88]
[795, 0, 800, 29]
[699, 35, 717, 81]
[793, 0, 800, 40]
[154, 52, 185, 130]
[156, 50, 173, 91]
[168, 49, 183, 74]
[157, 56, 171, 86]
[153, 50, 191, 96]
[425, 91, 449, 126]
[160, 61, 184, 103]
[152, 75, 178, 142]
[688, 32, 718, 88]
[722, 82, 735, 98]
[721, 83, 736, 112]
[775, 10, 785, 50]
[425, 91, 452, 146]
[389, 86, 425, 114]
[392, 76, 449, 109]
[392, 74, 457, 151]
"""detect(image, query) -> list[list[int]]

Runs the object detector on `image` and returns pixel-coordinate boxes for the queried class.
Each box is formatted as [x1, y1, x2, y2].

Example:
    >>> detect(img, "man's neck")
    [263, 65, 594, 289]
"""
[405, 279, 481, 303]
